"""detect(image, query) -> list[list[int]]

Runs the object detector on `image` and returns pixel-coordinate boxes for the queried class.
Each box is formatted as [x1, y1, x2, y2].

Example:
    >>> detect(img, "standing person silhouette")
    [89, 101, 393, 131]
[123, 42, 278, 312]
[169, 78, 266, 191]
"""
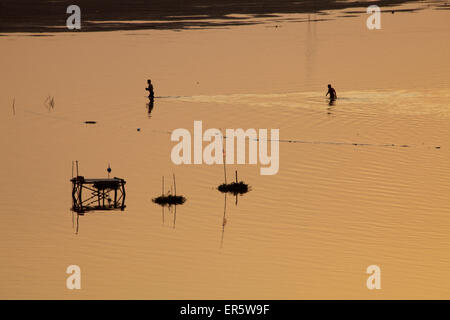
[326, 84, 337, 101]
[146, 79, 154, 99]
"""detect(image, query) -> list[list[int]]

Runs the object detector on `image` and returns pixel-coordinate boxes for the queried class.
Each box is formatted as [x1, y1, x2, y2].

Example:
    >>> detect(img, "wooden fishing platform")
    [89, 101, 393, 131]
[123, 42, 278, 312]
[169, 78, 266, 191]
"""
[70, 176, 126, 213]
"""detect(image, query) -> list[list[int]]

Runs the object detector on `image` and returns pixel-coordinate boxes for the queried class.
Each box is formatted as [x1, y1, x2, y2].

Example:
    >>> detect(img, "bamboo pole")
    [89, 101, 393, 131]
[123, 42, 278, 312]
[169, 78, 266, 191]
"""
[173, 174, 177, 196]
[173, 205, 177, 229]
[222, 133, 227, 184]
[235, 170, 238, 206]
[221, 193, 227, 248]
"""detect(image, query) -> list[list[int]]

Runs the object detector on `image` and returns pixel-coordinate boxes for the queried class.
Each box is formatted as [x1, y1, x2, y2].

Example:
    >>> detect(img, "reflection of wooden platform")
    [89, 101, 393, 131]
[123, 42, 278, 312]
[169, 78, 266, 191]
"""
[70, 176, 126, 213]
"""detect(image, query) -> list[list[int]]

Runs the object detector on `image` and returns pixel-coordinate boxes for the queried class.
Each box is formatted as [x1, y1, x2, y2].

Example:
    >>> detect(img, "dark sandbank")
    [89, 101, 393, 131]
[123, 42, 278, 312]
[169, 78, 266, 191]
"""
[0, 0, 436, 33]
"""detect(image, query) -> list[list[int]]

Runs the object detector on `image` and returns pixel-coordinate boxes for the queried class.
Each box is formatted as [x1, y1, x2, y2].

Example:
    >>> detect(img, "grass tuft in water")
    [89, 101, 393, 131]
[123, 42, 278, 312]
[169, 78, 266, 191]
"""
[153, 174, 186, 206]
[218, 181, 249, 194]
[152, 194, 186, 206]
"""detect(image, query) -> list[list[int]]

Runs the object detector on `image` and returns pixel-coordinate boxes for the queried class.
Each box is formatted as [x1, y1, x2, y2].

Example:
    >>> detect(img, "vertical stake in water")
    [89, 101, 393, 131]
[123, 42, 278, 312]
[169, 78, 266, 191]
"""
[235, 170, 238, 206]
[173, 174, 177, 196]
[107, 163, 111, 179]
[161, 176, 165, 225]
[222, 133, 227, 184]
[12, 98, 15, 116]
[173, 173, 177, 229]
[76, 160, 79, 177]
[173, 202, 177, 229]
[221, 193, 227, 248]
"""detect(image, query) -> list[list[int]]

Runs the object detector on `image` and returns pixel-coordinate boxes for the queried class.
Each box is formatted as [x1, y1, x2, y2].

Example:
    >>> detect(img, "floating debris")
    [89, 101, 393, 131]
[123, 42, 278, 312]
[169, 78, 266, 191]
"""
[44, 95, 55, 111]
[84, 121, 97, 124]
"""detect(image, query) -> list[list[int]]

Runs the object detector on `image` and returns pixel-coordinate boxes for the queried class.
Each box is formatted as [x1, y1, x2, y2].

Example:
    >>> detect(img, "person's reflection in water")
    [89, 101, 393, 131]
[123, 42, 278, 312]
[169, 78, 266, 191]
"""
[327, 105, 335, 117]
[147, 98, 154, 118]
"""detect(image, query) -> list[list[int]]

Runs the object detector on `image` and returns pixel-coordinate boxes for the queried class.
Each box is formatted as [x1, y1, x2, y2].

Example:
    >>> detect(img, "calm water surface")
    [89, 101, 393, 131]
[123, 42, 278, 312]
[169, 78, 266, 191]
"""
[1, 2, 450, 298]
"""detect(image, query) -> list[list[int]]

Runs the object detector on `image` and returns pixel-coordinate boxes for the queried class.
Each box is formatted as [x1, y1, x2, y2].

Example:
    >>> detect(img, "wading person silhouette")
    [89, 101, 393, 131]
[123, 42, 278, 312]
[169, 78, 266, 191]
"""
[326, 84, 337, 101]
[146, 79, 154, 99]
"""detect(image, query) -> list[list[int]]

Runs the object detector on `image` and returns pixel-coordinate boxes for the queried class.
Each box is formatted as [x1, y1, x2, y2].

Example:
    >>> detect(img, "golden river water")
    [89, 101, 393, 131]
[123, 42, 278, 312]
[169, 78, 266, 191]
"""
[1, 2, 449, 299]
